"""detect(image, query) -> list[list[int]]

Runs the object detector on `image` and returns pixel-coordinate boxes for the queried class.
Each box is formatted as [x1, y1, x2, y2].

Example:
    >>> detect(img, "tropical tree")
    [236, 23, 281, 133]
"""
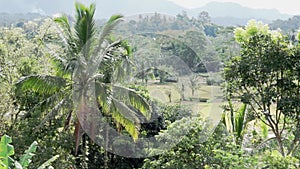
[224, 20, 300, 156]
[16, 2, 151, 158]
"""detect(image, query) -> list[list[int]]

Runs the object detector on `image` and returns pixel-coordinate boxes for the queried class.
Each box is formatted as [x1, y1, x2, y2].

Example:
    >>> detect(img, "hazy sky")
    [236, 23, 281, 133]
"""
[168, 0, 300, 15]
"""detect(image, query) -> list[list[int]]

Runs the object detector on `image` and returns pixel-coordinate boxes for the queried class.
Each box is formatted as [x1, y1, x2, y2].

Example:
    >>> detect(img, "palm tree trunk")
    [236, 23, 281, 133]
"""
[104, 125, 109, 169]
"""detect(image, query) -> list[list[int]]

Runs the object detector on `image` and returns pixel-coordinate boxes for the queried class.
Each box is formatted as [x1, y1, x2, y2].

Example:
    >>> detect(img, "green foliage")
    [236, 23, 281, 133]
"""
[234, 20, 269, 43]
[208, 142, 299, 169]
[141, 120, 241, 169]
[0, 135, 57, 169]
[235, 104, 247, 140]
[4, 5, 300, 169]
[18, 141, 38, 169]
[223, 101, 248, 144]
[13, 4, 153, 168]
[225, 19, 300, 156]
[36, 155, 59, 169]
[261, 120, 268, 139]
[16, 75, 66, 95]
[262, 150, 299, 169]
[0, 135, 14, 168]
[161, 104, 192, 124]
[142, 120, 297, 169]
[212, 148, 259, 169]
[270, 16, 300, 33]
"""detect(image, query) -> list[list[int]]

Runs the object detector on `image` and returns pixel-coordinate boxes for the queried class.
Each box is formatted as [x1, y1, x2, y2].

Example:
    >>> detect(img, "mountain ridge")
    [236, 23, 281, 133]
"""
[0, 0, 292, 26]
[189, 2, 290, 20]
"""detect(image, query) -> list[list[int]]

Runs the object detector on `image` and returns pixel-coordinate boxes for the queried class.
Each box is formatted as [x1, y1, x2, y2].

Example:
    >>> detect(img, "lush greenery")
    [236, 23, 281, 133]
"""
[0, 2, 299, 169]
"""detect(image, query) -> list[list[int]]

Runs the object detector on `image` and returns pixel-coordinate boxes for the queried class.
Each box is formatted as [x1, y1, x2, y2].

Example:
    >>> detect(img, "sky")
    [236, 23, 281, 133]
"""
[168, 0, 300, 15]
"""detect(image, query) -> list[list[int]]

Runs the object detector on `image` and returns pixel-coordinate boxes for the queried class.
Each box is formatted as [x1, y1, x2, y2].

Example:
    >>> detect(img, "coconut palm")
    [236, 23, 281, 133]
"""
[16, 2, 151, 155]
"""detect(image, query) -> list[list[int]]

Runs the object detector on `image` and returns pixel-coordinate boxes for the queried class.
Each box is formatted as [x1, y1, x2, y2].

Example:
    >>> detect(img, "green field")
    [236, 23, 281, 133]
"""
[145, 76, 224, 122]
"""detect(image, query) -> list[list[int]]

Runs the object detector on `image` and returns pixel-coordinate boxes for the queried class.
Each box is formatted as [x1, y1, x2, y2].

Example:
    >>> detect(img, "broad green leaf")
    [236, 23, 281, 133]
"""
[235, 104, 247, 139]
[16, 75, 66, 95]
[37, 155, 59, 169]
[0, 135, 15, 169]
[18, 141, 38, 169]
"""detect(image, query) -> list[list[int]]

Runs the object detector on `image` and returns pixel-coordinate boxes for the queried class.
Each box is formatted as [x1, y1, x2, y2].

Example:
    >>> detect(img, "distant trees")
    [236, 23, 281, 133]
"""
[270, 16, 300, 33]
[0, 25, 46, 124]
[115, 11, 222, 77]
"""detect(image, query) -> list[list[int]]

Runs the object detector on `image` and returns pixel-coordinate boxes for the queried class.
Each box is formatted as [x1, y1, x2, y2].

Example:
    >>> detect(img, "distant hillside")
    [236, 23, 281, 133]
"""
[189, 2, 290, 21]
[211, 17, 271, 26]
[0, 13, 43, 26]
[94, 0, 184, 18]
[270, 15, 300, 32]
[188, 2, 291, 26]
[0, 0, 184, 18]
[0, 0, 293, 26]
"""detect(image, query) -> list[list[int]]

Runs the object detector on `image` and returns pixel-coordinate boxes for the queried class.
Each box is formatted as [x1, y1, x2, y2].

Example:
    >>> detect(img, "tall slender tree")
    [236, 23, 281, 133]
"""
[16, 2, 151, 155]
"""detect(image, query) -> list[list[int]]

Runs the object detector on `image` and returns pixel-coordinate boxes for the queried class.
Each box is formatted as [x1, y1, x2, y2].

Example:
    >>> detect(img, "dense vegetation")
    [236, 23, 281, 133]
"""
[0, 2, 299, 169]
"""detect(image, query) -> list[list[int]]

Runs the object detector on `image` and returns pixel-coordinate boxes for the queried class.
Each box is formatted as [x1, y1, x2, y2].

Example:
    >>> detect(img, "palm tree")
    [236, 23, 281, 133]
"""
[16, 2, 151, 155]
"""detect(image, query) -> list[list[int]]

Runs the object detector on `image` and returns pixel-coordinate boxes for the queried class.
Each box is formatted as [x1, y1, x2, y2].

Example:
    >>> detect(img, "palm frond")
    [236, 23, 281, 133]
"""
[107, 14, 123, 24]
[112, 98, 141, 125]
[54, 15, 77, 55]
[95, 83, 150, 141]
[112, 85, 151, 121]
[113, 59, 133, 83]
[111, 99, 139, 141]
[95, 39, 122, 63]
[16, 75, 67, 95]
[54, 15, 72, 40]
[64, 57, 79, 74]
[18, 90, 66, 120]
[95, 82, 111, 114]
[74, 2, 96, 57]
[34, 99, 66, 132]
[96, 14, 123, 51]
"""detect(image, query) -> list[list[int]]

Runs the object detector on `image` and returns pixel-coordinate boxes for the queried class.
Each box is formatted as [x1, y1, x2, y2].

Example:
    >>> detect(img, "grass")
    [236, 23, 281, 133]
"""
[145, 76, 224, 123]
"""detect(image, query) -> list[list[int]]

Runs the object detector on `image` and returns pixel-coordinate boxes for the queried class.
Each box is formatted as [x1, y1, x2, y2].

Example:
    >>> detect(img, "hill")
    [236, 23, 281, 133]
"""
[0, 0, 292, 26]
[189, 2, 291, 26]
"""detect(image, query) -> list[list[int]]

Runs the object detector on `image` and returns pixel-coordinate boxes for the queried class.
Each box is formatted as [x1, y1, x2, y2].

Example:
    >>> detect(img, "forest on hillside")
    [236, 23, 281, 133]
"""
[0, 2, 299, 169]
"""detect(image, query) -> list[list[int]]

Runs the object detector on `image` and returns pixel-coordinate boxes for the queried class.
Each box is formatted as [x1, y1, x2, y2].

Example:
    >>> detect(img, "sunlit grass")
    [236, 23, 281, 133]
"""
[146, 77, 224, 123]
